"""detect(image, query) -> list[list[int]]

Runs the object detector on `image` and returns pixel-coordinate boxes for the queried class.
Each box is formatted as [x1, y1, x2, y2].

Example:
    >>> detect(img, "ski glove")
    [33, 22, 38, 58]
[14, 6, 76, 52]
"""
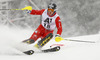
[55, 34, 64, 42]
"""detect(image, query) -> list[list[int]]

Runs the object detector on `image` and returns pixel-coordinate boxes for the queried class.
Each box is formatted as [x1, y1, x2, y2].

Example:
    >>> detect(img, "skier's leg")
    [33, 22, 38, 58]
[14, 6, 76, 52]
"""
[23, 25, 42, 44]
[35, 33, 53, 49]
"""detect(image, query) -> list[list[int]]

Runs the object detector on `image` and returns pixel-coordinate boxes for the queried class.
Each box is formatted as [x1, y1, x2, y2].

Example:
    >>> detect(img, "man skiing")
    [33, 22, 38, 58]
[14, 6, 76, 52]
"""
[23, 3, 63, 49]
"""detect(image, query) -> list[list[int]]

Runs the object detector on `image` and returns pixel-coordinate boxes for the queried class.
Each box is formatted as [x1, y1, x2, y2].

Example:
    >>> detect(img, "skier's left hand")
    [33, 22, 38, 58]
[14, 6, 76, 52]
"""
[55, 34, 64, 42]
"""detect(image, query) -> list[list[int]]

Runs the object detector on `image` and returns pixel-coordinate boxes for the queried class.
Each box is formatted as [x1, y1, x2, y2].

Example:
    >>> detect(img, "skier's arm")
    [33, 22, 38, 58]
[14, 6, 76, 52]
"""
[55, 16, 63, 42]
[55, 16, 62, 36]
[30, 9, 45, 15]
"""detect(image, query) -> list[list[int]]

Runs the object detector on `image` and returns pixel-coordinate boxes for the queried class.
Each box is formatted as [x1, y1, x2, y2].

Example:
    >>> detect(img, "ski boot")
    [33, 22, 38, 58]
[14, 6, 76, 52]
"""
[34, 33, 53, 49]
[22, 39, 35, 44]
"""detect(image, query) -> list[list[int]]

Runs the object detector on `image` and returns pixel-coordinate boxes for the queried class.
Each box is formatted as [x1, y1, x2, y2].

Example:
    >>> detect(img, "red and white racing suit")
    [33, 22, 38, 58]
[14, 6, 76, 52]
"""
[29, 9, 62, 41]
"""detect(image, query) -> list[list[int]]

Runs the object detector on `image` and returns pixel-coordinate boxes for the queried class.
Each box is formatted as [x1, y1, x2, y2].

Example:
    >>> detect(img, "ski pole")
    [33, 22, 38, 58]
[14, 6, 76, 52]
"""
[64, 39, 96, 43]
[0, 9, 11, 10]
[0, 6, 32, 11]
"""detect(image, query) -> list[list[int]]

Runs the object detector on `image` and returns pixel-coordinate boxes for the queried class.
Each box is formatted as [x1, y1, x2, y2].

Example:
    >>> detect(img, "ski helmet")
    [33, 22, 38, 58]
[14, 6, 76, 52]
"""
[48, 3, 57, 11]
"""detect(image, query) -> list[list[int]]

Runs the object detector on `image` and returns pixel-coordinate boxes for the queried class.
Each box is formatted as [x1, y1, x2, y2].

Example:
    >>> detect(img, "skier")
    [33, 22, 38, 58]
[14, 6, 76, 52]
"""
[23, 3, 63, 49]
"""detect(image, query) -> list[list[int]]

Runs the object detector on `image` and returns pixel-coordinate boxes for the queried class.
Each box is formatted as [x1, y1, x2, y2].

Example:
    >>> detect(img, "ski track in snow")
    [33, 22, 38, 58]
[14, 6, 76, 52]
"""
[0, 25, 100, 60]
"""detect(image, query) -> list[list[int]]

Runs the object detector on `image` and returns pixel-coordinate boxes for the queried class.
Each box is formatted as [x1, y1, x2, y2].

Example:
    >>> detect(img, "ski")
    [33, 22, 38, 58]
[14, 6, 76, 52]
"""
[42, 46, 60, 53]
[23, 50, 34, 55]
[23, 46, 60, 55]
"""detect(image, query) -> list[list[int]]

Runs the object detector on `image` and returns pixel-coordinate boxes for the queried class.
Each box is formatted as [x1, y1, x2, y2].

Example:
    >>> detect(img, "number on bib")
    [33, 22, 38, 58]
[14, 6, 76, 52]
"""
[44, 18, 52, 28]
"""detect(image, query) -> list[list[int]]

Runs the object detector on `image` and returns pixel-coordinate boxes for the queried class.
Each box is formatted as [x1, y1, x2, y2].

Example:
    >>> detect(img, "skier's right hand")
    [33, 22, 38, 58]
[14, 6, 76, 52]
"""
[26, 10, 31, 13]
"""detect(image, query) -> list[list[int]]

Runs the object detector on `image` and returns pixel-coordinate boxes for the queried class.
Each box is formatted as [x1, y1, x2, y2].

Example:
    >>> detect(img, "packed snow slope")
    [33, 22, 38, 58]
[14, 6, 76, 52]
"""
[0, 25, 100, 60]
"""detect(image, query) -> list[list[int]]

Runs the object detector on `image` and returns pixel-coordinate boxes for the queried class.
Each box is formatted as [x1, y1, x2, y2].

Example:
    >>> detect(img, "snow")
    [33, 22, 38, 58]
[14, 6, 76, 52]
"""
[0, 25, 100, 60]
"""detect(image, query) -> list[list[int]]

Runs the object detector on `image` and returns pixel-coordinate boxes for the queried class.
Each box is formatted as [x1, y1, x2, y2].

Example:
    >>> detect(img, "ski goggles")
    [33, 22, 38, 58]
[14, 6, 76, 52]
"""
[48, 8, 54, 12]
